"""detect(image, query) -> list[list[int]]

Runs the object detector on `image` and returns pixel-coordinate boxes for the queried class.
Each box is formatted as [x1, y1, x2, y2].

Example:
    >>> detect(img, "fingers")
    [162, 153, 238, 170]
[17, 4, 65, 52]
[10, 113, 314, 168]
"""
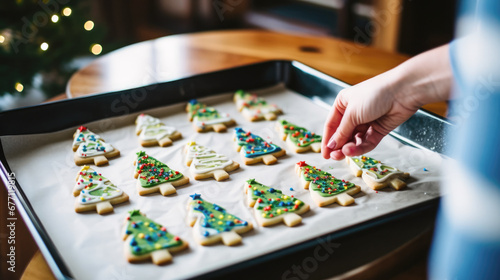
[342, 126, 386, 157]
[329, 149, 346, 160]
[326, 108, 358, 155]
[322, 90, 348, 159]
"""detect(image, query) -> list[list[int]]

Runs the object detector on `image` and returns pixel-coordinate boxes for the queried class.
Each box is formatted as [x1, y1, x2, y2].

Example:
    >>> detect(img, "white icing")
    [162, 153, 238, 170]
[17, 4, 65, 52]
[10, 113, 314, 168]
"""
[193, 113, 232, 127]
[242, 104, 279, 116]
[72, 129, 102, 147]
[75, 168, 123, 205]
[350, 157, 403, 182]
[193, 216, 219, 238]
[187, 144, 232, 174]
[73, 128, 114, 158]
[136, 114, 177, 141]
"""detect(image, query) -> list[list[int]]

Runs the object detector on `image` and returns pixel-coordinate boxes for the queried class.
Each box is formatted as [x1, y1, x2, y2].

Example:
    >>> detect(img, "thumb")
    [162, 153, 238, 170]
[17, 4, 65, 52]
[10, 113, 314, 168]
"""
[327, 109, 357, 151]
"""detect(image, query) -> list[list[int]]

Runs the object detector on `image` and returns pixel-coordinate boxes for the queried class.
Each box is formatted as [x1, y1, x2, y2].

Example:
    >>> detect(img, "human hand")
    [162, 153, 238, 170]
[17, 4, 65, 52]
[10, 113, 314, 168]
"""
[321, 73, 418, 160]
[321, 44, 452, 161]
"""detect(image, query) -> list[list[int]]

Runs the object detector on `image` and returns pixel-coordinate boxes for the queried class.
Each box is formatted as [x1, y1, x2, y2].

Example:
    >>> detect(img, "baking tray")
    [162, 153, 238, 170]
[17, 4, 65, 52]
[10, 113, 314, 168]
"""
[0, 60, 449, 279]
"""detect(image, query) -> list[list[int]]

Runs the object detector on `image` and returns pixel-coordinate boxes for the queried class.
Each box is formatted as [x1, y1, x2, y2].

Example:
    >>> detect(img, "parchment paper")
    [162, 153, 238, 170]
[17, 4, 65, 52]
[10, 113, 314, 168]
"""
[1, 85, 443, 280]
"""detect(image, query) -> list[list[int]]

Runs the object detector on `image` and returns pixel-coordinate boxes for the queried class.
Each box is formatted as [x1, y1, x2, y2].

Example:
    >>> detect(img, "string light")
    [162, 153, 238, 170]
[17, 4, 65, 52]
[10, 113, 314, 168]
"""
[51, 14, 59, 23]
[90, 44, 102, 55]
[0, 35, 4, 44]
[84, 20, 94, 31]
[15, 82, 24, 93]
[62, 7, 72, 16]
[40, 42, 49, 51]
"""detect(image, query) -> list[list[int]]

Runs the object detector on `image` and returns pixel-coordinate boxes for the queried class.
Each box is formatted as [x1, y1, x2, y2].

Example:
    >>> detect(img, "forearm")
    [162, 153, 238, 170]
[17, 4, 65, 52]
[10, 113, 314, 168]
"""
[389, 44, 453, 110]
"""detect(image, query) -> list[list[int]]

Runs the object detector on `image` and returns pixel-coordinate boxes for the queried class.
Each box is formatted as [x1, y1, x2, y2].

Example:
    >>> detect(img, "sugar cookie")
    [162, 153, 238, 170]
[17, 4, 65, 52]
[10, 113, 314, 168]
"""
[123, 210, 188, 265]
[244, 179, 309, 227]
[347, 156, 410, 190]
[234, 90, 282, 121]
[184, 142, 239, 181]
[134, 151, 189, 196]
[276, 120, 322, 153]
[186, 99, 235, 132]
[295, 161, 361, 207]
[233, 128, 286, 165]
[73, 166, 129, 214]
[72, 126, 120, 166]
[186, 193, 253, 246]
[135, 114, 182, 147]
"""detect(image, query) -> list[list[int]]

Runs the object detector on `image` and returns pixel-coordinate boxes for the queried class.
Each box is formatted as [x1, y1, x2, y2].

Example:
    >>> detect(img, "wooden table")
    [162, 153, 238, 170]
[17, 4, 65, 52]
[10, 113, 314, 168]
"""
[20, 29, 443, 279]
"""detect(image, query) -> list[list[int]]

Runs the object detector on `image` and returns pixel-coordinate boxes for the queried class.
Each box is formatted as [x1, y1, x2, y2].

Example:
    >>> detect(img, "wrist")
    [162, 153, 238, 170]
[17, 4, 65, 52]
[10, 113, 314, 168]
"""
[389, 45, 453, 110]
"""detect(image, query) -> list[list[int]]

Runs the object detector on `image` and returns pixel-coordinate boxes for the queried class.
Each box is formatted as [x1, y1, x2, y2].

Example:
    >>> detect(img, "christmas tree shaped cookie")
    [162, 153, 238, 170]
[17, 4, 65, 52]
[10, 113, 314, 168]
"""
[233, 90, 282, 121]
[123, 210, 189, 265]
[186, 99, 236, 132]
[73, 166, 129, 214]
[296, 161, 361, 207]
[184, 142, 239, 181]
[186, 194, 253, 246]
[347, 156, 410, 190]
[134, 151, 189, 196]
[135, 114, 182, 147]
[72, 126, 120, 166]
[244, 179, 309, 227]
[276, 120, 322, 153]
[233, 128, 286, 165]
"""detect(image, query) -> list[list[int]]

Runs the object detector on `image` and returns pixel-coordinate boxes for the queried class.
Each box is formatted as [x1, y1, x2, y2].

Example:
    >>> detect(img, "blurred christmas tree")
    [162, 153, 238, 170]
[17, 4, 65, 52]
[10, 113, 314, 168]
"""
[0, 0, 106, 98]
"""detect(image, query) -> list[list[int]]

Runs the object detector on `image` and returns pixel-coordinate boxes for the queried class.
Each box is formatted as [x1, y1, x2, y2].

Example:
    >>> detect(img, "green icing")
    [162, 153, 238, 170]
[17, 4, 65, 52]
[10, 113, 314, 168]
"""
[279, 120, 322, 148]
[187, 99, 223, 123]
[136, 151, 183, 188]
[187, 100, 206, 118]
[193, 107, 222, 122]
[350, 156, 398, 179]
[189, 194, 249, 237]
[298, 162, 355, 197]
[246, 179, 305, 219]
[78, 168, 122, 204]
[125, 210, 182, 256]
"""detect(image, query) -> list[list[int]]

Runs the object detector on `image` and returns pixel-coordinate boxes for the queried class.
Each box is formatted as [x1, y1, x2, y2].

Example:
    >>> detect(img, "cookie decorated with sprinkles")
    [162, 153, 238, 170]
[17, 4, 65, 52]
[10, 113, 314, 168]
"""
[186, 193, 253, 246]
[135, 114, 182, 147]
[134, 151, 189, 196]
[276, 120, 322, 153]
[295, 161, 361, 207]
[186, 99, 236, 133]
[73, 166, 129, 214]
[72, 126, 120, 166]
[347, 156, 410, 190]
[234, 90, 282, 121]
[123, 210, 189, 265]
[244, 179, 309, 227]
[233, 127, 286, 165]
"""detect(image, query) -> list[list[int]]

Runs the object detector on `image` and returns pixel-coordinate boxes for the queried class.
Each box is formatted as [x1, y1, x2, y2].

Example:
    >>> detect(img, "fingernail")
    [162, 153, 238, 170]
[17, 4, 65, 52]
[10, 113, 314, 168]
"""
[327, 136, 336, 149]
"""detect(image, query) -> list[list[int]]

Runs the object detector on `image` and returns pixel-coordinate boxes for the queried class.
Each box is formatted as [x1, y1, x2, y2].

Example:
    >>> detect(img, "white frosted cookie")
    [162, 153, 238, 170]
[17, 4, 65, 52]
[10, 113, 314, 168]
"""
[135, 114, 182, 147]
[234, 90, 282, 121]
[347, 156, 410, 190]
[295, 161, 361, 207]
[186, 99, 236, 132]
[233, 128, 286, 165]
[73, 166, 129, 214]
[123, 210, 189, 265]
[184, 142, 239, 181]
[134, 151, 189, 196]
[186, 193, 253, 246]
[244, 179, 309, 227]
[72, 126, 120, 166]
[276, 119, 322, 153]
